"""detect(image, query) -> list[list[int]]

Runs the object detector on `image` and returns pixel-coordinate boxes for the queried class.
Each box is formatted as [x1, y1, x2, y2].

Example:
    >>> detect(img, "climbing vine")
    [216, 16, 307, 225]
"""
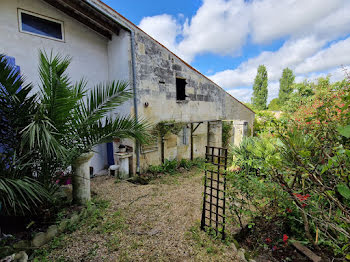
[153, 120, 186, 138]
[222, 121, 233, 148]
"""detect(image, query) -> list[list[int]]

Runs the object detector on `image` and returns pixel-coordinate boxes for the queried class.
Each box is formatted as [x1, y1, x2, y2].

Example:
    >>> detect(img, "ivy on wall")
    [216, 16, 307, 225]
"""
[222, 121, 233, 148]
[153, 120, 186, 138]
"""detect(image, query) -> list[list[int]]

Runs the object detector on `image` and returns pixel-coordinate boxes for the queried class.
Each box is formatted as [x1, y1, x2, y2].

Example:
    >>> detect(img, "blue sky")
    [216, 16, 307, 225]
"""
[104, 0, 350, 103]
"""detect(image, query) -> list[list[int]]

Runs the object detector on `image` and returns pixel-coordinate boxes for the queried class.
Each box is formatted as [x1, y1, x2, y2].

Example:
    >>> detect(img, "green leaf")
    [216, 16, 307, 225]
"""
[337, 125, 350, 138]
[337, 184, 350, 200]
[346, 253, 350, 260]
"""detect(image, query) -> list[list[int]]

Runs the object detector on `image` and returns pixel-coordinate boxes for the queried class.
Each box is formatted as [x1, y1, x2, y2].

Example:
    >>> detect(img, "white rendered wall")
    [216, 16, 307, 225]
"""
[107, 30, 133, 117]
[0, 0, 131, 173]
[0, 0, 109, 88]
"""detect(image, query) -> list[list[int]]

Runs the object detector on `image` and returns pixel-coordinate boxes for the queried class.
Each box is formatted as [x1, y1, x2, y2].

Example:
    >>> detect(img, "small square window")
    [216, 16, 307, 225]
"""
[176, 78, 187, 101]
[18, 10, 64, 41]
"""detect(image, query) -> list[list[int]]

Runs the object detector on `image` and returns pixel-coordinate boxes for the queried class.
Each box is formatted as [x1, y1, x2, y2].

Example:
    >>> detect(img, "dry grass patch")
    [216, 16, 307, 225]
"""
[32, 169, 239, 261]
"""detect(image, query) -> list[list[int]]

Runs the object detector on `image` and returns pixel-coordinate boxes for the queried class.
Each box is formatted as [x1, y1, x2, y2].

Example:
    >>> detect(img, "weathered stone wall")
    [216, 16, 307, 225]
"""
[133, 30, 254, 171]
[89, 0, 255, 172]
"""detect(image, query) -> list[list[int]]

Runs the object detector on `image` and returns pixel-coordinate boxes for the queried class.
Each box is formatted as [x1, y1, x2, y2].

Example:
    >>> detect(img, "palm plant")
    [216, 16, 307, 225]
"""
[23, 51, 150, 204]
[0, 54, 50, 215]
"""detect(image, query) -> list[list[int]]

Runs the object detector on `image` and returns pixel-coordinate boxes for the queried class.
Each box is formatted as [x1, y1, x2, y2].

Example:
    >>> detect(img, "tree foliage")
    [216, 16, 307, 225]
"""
[251, 65, 268, 110]
[268, 98, 280, 111]
[229, 74, 350, 258]
[0, 54, 50, 215]
[278, 68, 295, 104]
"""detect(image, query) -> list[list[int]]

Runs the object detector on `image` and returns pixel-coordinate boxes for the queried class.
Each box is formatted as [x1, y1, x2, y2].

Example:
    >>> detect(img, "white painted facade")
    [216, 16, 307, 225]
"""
[0, 0, 131, 172]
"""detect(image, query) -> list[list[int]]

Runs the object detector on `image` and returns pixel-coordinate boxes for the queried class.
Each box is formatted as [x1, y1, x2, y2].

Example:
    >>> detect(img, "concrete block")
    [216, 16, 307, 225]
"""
[31, 232, 47, 248]
[14, 251, 28, 262]
[46, 225, 58, 240]
[58, 219, 69, 233]
[13, 240, 30, 250]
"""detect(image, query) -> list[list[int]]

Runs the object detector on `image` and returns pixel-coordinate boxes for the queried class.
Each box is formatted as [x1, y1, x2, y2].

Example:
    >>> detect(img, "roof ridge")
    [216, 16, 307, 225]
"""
[94, 0, 255, 114]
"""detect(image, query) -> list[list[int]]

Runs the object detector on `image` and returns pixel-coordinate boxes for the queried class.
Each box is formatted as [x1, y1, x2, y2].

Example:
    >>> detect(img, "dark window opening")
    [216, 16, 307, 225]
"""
[20, 11, 63, 40]
[176, 78, 187, 100]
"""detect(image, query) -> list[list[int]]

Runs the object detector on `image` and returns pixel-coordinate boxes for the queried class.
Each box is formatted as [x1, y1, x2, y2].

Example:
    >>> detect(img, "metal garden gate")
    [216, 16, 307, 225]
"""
[200, 146, 228, 240]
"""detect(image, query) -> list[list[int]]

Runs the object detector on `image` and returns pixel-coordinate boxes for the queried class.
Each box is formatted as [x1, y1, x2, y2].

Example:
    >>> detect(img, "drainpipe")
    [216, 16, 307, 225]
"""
[85, 1, 141, 174]
[130, 31, 141, 174]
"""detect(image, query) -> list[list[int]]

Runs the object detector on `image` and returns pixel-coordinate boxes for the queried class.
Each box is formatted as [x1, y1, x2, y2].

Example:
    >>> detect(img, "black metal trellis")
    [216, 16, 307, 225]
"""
[200, 146, 228, 240]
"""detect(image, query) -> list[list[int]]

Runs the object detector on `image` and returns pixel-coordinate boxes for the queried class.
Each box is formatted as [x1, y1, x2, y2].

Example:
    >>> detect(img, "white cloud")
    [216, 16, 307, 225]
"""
[138, 0, 350, 102]
[139, 14, 180, 53]
[299, 66, 350, 84]
[312, 1, 350, 40]
[177, 0, 250, 62]
[227, 88, 252, 103]
[226, 81, 279, 103]
[209, 36, 325, 88]
[250, 0, 345, 43]
[139, 0, 350, 62]
[295, 37, 350, 74]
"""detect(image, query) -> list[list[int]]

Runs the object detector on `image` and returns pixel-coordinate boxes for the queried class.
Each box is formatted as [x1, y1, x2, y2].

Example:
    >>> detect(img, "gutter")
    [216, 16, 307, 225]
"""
[85, 0, 141, 174]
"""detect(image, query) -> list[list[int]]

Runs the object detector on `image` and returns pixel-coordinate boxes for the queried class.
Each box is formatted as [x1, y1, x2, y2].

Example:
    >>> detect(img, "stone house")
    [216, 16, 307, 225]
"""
[0, 0, 255, 176]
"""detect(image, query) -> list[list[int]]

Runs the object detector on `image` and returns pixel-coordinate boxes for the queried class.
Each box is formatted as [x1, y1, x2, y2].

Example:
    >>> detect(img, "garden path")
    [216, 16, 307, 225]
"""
[45, 169, 239, 261]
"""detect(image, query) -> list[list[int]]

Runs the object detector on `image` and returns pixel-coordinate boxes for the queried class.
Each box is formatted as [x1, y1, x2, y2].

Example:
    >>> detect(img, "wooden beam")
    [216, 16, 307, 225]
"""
[207, 122, 210, 147]
[192, 122, 202, 133]
[292, 241, 321, 262]
[44, 0, 112, 39]
[190, 123, 193, 160]
[59, 0, 121, 34]
[161, 137, 165, 164]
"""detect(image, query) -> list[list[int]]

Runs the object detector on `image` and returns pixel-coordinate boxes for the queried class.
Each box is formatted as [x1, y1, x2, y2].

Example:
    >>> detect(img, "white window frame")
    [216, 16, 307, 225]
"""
[18, 9, 65, 42]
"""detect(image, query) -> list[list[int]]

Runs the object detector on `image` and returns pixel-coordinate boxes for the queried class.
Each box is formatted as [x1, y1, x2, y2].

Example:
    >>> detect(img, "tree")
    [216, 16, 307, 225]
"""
[268, 98, 280, 111]
[22, 51, 151, 204]
[278, 68, 295, 104]
[251, 65, 268, 110]
[0, 54, 50, 215]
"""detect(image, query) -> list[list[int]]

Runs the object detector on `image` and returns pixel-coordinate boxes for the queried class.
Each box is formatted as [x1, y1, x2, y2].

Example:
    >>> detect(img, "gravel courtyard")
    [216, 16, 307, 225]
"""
[38, 169, 238, 261]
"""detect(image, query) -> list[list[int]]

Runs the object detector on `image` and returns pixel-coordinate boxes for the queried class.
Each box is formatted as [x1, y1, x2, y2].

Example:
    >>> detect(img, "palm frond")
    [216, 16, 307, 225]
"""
[21, 113, 66, 158]
[0, 54, 37, 155]
[70, 115, 151, 157]
[80, 81, 132, 125]
[0, 177, 51, 216]
[38, 50, 81, 133]
[0, 54, 34, 98]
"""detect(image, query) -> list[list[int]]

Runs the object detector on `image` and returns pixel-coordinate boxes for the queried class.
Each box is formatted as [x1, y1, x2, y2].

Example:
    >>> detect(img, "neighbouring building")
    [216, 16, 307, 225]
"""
[0, 0, 255, 176]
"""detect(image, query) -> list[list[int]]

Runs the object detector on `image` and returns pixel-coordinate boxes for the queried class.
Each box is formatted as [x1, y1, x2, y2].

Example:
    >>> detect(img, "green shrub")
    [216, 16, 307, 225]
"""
[147, 158, 205, 175]
[222, 122, 233, 148]
[228, 76, 350, 258]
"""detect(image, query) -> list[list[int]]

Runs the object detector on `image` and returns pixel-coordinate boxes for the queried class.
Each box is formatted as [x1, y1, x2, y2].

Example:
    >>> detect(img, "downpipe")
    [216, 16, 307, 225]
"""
[85, 0, 141, 174]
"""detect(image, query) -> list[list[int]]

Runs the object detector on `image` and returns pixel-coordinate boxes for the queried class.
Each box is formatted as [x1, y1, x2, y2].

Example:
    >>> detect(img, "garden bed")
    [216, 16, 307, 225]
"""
[0, 186, 84, 259]
[234, 215, 339, 262]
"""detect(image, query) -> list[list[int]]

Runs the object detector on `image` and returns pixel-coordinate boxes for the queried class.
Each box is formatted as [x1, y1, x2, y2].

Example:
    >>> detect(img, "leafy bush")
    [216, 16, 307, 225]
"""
[228, 76, 350, 258]
[253, 110, 278, 136]
[268, 98, 281, 111]
[222, 122, 233, 148]
[147, 158, 205, 175]
[0, 54, 51, 215]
